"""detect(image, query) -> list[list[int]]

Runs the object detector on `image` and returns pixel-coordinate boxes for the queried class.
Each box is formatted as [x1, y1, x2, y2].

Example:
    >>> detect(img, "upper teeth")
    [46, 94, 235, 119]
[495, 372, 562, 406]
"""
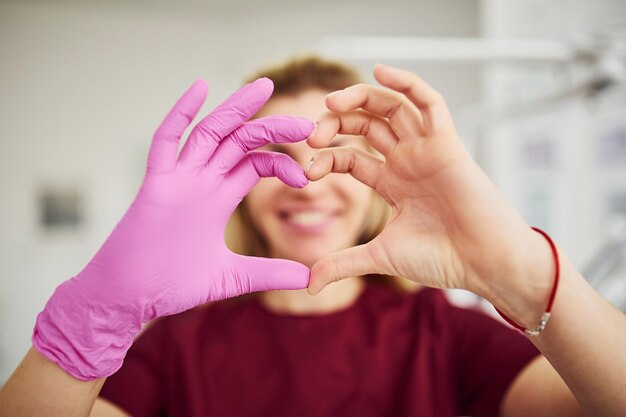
[289, 211, 329, 226]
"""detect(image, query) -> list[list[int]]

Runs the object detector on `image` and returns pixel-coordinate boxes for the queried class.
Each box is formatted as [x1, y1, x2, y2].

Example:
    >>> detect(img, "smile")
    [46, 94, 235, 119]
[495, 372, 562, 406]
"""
[278, 209, 340, 233]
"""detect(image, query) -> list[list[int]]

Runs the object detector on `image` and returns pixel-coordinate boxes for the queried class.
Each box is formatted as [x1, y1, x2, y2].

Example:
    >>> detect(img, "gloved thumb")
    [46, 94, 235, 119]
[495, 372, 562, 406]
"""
[231, 254, 310, 294]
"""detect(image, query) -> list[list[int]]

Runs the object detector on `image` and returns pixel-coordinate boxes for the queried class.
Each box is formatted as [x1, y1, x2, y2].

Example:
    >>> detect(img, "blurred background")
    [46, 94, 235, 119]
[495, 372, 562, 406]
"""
[1, 0, 625, 383]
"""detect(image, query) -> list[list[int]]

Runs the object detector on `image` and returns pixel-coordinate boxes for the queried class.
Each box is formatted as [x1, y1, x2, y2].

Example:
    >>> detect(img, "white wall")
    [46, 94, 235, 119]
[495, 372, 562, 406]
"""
[480, 0, 626, 307]
[0, 0, 480, 383]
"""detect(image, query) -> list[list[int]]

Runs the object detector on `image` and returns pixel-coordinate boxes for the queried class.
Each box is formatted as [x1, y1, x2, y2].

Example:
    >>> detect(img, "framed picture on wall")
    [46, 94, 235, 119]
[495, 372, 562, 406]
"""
[37, 185, 83, 231]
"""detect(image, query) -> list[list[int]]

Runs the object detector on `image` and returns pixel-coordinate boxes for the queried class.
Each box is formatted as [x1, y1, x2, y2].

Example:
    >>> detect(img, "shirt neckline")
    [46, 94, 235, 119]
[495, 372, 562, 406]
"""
[249, 282, 373, 321]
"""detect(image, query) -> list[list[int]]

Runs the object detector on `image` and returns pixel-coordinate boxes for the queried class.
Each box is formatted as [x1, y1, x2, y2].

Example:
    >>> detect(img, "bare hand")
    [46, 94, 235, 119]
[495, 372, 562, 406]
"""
[306, 64, 551, 325]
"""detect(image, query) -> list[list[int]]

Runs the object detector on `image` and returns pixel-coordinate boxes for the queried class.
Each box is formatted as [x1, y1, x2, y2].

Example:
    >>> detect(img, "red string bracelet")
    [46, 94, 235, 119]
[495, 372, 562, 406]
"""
[494, 227, 560, 337]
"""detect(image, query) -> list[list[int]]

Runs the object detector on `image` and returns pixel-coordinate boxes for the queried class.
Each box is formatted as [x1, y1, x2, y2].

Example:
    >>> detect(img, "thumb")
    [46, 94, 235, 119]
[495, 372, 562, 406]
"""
[233, 254, 310, 293]
[308, 244, 381, 295]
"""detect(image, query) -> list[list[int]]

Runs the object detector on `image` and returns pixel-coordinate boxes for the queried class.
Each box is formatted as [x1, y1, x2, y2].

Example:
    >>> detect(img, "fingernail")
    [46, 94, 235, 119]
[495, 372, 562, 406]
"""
[309, 121, 318, 138]
[326, 90, 341, 100]
[305, 153, 318, 173]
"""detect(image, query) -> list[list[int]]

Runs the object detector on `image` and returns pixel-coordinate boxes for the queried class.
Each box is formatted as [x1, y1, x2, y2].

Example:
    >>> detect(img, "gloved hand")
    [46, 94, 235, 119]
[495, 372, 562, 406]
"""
[32, 78, 314, 380]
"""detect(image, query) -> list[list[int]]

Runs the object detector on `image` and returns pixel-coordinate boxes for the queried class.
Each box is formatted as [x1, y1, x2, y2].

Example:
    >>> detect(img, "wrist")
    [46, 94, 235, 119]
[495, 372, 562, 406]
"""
[32, 275, 140, 380]
[484, 227, 557, 329]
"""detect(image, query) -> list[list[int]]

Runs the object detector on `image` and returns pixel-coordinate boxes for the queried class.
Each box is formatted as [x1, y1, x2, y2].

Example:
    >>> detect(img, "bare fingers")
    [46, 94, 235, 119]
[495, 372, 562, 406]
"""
[325, 83, 425, 140]
[308, 109, 397, 155]
[373, 64, 454, 135]
[305, 146, 384, 190]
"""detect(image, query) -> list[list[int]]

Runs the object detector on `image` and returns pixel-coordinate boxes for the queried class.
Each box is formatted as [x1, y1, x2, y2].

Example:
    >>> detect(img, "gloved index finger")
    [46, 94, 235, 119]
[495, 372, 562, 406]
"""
[210, 115, 314, 173]
[177, 77, 274, 170]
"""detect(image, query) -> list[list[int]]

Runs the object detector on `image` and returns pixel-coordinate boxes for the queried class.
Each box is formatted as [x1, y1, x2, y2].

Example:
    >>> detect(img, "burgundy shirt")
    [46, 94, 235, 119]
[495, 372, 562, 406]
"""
[100, 283, 539, 417]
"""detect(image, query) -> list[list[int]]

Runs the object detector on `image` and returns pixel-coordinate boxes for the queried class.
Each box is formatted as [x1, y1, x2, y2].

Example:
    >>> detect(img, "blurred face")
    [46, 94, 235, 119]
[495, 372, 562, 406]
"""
[246, 89, 374, 267]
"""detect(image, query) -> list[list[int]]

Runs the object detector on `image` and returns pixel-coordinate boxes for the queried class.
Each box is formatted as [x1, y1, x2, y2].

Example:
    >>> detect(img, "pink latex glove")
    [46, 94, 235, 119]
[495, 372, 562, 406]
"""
[32, 78, 314, 380]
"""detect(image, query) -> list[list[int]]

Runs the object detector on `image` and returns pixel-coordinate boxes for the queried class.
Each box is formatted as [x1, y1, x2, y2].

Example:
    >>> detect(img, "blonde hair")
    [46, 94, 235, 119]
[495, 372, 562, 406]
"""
[226, 56, 411, 291]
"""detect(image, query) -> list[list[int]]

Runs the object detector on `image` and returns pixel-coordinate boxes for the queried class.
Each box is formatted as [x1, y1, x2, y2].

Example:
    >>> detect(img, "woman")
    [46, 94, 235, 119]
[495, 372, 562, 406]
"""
[1, 57, 625, 417]
[100, 58, 544, 416]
